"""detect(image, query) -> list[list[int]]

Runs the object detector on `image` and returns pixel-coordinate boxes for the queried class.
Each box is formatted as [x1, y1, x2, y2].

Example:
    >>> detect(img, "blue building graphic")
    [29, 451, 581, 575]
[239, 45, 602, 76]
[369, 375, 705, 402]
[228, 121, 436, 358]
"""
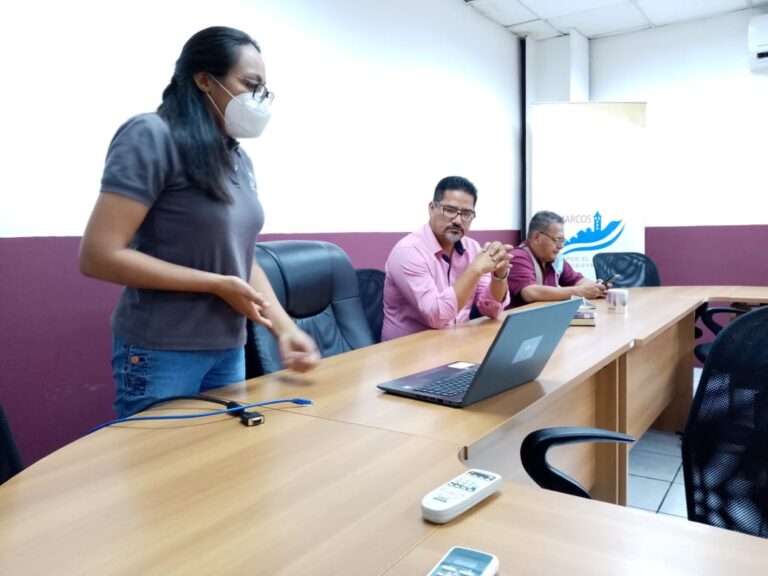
[562, 211, 623, 256]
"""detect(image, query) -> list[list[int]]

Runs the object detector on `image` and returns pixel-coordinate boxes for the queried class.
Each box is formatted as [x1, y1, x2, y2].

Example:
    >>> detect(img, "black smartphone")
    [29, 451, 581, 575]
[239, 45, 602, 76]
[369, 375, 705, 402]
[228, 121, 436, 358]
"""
[599, 273, 621, 286]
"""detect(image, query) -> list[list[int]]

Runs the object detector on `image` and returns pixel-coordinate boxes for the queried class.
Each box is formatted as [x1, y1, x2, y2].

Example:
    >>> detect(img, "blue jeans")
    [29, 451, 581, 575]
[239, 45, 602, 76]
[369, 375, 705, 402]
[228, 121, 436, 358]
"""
[111, 335, 245, 418]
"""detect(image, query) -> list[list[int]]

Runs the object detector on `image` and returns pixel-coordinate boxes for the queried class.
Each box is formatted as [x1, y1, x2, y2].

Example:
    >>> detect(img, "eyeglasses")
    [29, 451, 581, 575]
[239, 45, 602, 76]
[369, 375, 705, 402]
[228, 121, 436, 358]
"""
[538, 231, 566, 246]
[435, 201, 476, 222]
[229, 76, 275, 105]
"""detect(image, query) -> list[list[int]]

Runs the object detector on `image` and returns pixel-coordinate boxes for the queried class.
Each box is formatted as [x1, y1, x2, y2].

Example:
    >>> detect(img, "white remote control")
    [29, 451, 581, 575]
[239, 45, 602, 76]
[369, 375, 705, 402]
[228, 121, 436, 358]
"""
[421, 468, 502, 524]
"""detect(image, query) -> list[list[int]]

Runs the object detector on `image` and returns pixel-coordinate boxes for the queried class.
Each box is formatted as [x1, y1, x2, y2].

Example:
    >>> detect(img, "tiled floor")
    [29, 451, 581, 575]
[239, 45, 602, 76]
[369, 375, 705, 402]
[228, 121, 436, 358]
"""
[626, 367, 702, 518]
[628, 430, 686, 516]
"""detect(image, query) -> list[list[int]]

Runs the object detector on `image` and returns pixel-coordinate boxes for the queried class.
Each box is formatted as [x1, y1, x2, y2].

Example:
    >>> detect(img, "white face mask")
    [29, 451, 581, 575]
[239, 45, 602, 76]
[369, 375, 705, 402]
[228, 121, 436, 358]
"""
[209, 78, 271, 138]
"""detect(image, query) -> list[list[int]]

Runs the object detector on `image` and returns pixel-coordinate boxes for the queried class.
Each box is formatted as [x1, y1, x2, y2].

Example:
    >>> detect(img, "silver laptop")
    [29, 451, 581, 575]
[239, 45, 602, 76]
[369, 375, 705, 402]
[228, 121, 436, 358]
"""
[377, 298, 581, 407]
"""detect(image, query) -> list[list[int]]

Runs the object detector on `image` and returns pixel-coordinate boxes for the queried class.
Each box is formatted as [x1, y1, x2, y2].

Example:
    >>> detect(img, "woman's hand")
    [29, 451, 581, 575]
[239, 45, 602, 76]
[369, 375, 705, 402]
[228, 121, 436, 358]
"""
[278, 328, 321, 372]
[213, 275, 273, 328]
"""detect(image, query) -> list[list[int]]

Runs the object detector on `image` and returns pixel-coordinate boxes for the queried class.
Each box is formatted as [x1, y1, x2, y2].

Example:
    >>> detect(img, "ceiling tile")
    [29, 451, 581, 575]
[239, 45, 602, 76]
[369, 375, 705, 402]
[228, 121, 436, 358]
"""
[637, 0, 748, 26]
[548, 2, 649, 37]
[467, 0, 537, 26]
[508, 18, 562, 39]
[519, 0, 630, 19]
[470, 0, 758, 40]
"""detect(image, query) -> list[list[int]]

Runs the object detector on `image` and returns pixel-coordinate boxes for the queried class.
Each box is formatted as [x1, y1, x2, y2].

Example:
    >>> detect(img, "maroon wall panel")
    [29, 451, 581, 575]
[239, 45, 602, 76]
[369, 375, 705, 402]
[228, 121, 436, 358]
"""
[646, 225, 768, 286]
[0, 238, 119, 466]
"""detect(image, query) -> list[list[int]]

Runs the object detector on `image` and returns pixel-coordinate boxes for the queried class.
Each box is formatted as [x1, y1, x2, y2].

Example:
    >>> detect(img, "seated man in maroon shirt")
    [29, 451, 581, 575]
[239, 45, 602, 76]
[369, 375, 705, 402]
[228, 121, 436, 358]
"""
[507, 211, 607, 307]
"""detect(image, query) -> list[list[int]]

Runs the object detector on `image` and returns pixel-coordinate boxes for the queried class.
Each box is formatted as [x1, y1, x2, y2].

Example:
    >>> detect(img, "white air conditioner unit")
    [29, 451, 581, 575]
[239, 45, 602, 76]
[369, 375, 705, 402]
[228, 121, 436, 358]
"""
[748, 14, 768, 72]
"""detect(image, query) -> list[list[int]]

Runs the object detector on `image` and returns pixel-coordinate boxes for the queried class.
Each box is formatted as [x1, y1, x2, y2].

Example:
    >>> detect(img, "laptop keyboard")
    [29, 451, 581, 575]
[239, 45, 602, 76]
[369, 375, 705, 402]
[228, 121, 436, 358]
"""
[413, 368, 478, 398]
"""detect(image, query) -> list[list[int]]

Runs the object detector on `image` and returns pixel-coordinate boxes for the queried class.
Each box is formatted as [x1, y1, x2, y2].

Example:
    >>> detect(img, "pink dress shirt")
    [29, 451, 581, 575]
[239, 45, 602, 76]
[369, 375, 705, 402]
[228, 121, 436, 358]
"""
[381, 223, 510, 341]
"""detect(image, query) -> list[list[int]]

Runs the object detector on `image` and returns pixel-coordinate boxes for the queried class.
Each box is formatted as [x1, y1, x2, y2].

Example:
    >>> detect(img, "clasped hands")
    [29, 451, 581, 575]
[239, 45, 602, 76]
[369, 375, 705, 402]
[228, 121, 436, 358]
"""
[477, 241, 514, 279]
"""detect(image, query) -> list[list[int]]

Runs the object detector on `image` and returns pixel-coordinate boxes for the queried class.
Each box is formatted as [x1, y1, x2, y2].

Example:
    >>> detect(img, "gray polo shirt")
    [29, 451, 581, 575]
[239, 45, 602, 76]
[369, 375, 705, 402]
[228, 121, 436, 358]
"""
[101, 113, 264, 350]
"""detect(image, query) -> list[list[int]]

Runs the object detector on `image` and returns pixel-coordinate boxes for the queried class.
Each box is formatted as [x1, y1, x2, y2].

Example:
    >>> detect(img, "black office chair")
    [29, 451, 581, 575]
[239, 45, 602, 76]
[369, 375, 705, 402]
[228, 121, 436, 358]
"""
[522, 306, 768, 537]
[245, 240, 375, 377]
[693, 304, 747, 363]
[355, 268, 385, 343]
[592, 252, 660, 287]
[683, 304, 768, 537]
[0, 403, 24, 485]
[521, 427, 634, 499]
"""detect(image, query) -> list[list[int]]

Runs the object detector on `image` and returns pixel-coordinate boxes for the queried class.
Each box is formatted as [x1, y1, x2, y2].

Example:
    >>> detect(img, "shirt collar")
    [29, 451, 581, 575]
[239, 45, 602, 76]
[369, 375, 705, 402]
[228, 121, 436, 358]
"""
[420, 223, 466, 259]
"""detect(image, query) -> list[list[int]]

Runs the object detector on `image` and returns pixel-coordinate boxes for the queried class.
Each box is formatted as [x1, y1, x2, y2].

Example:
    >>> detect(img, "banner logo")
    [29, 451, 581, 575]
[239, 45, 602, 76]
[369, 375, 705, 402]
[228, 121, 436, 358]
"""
[562, 211, 624, 256]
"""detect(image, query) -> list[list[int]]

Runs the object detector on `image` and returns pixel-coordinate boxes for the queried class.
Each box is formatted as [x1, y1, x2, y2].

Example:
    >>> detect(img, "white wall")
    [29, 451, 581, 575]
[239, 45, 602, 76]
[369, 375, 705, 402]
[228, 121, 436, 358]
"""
[533, 35, 571, 102]
[569, 30, 590, 102]
[530, 31, 590, 103]
[0, 0, 521, 237]
[591, 9, 768, 227]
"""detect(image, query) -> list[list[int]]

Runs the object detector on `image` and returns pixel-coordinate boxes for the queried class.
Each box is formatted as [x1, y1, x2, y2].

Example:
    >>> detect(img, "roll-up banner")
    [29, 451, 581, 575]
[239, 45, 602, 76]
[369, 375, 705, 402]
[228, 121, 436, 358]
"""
[530, 102, 647, 280]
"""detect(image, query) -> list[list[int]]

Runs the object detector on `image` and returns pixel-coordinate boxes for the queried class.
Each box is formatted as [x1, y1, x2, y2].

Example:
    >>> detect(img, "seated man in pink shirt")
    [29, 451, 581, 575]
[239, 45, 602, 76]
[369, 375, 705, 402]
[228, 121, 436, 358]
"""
[381, 176, 512, 341]
[507, 210, 607, 308]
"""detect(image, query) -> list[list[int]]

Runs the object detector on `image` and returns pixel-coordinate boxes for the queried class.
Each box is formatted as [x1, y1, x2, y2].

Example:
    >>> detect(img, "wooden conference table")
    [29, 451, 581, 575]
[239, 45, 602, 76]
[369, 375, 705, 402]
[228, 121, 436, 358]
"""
[1, 286, 767, 575]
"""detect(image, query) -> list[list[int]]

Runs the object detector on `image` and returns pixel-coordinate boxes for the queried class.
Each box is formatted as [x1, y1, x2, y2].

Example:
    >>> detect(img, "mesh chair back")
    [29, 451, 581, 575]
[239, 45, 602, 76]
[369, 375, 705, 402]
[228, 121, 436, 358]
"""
[355, 269, 385, 343]
[682, 305, 768, 537]
[592, 252, 660, 287]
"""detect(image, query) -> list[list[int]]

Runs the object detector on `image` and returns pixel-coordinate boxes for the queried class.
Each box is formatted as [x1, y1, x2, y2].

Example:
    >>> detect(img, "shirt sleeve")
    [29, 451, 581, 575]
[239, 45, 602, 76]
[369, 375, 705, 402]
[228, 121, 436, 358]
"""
[558, 259, 584, 286]
[100, 114, 174, 206]
[387, 244, 460, 329]
[507, 247, 537, 298]
[475, 273, 510, 317]
[456, 238, 508, 319]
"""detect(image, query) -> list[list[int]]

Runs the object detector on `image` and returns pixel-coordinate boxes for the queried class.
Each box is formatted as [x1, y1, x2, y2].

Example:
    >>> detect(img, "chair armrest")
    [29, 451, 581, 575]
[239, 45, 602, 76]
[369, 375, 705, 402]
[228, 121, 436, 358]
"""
[700, 307, 746, 336]
[521, 427, 634, 499]
[694, 303, 707, 339]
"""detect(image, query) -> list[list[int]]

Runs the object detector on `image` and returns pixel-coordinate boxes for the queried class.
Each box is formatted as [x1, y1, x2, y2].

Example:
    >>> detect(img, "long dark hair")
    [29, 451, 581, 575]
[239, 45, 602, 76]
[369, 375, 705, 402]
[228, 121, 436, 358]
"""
[158, 26, 260, 202]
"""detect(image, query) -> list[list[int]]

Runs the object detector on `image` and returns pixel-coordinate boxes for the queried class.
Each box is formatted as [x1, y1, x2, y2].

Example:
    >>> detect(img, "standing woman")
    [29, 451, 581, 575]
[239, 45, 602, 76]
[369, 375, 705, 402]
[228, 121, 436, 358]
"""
[80, 26, 320, 418]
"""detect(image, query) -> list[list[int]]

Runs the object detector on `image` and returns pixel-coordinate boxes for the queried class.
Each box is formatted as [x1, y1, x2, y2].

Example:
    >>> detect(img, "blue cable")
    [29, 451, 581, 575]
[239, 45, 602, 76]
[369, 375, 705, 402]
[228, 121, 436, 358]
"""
[88, 398, 313, 435]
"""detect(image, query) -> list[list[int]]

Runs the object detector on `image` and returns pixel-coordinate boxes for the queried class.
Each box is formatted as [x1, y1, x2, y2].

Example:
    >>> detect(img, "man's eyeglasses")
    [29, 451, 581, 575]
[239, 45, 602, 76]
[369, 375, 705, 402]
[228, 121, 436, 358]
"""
[435, 201, 476, 222]
[538, 231, 566, 246]
[230, 76, 275, 105]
